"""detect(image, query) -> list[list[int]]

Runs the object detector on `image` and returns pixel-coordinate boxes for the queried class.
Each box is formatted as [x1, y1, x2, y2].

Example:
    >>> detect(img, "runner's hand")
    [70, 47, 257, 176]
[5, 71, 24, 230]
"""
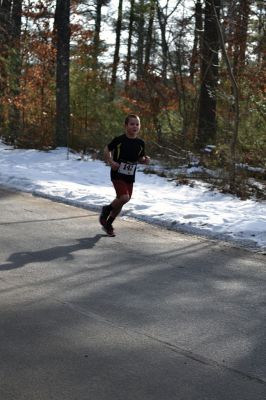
[140, 156, 150, 165]
[110, 160, 120, 170]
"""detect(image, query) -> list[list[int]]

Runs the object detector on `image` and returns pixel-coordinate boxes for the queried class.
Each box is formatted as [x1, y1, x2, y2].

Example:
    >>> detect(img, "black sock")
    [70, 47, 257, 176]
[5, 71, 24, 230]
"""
[105, 204, 113, 213]
[107, 216, 115, 226]
[102, 204, 113, 217]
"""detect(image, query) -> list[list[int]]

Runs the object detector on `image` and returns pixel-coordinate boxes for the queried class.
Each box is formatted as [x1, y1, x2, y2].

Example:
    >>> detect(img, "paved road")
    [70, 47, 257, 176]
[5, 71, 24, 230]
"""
[0, 187, 265, 400]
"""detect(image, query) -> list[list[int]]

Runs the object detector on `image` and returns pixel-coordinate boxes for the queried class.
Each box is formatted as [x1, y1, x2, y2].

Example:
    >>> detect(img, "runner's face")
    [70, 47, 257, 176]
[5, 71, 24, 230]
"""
[125, 117, 141, 138]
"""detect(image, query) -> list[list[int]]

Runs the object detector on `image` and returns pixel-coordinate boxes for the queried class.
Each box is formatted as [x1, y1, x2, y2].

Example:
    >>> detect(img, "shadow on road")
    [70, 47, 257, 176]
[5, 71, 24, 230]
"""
[0, 235, 105, 271]
[1, 238, 266, 399]
[0, 186, 265, 399]
[0, 186, 22, 199]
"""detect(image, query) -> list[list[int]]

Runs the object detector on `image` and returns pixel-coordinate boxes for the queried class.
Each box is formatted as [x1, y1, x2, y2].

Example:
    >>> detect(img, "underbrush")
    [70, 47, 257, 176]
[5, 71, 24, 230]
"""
[140, 154, 266, 201]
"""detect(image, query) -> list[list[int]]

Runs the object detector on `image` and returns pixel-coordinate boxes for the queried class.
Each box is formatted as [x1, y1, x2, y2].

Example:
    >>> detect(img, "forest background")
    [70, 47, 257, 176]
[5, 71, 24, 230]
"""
[0, 0, 265, 199]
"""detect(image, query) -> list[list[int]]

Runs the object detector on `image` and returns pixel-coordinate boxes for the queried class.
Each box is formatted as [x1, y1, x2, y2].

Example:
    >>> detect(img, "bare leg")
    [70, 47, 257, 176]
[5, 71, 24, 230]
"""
[110, 194, 130, 219]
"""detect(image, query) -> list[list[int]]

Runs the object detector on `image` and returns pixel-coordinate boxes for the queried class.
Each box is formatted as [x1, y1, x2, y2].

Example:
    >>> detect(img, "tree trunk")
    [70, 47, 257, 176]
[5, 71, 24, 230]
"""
[190, 0, 203, 82]
[136, 0, 145, 79]
[55, 0, 70, 147]
[256, 0, 266, 66]
[156, 2, 168, 82]
[125, 0, 135, 85]
[144, 0, 155, 71]
[0, 0, 12, 135]
[212, 0, 240, 189]
[197, 0, 220, 148]
[8, 0, 22, 143]
[0, 0, 11, 88]
[233, 0, 251, 75]
[92, 0, 103, 70]
[110, 0, 123, 99]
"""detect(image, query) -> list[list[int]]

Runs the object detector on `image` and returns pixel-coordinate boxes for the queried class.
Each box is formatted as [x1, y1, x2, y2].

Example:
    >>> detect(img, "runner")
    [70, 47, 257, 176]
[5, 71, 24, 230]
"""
[100, 114, 150, 236]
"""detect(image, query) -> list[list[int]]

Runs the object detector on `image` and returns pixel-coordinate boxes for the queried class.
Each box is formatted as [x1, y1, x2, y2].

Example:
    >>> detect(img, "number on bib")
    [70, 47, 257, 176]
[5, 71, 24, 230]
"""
[118, 162, 137, 176]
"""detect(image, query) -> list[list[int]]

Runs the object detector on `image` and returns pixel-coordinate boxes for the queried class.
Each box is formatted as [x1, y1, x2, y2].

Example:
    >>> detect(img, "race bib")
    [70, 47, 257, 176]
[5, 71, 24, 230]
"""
[118, 161, 137, 176]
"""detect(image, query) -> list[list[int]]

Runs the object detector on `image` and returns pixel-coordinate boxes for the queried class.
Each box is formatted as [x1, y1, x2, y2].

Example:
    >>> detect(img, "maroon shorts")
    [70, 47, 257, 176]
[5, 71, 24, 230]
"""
[112, 179, 133, 198]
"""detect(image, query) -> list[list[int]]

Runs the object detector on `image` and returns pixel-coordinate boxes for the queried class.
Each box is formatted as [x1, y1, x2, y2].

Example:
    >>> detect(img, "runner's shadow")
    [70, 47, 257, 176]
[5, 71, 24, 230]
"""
[0, 234, 105, 271]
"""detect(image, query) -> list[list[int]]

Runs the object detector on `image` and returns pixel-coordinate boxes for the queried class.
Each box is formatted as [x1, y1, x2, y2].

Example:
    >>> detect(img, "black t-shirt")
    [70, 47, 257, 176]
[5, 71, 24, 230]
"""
[107, 134, 145, 183]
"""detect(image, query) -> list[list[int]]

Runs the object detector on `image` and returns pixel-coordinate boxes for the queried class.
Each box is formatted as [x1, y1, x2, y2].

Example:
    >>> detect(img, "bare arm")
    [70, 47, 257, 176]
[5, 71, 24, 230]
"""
[103, 146, 120, 170]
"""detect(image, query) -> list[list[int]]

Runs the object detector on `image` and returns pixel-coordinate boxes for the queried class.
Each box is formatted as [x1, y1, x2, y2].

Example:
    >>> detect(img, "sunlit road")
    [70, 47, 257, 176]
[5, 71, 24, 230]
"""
[0, 187, 265, 400]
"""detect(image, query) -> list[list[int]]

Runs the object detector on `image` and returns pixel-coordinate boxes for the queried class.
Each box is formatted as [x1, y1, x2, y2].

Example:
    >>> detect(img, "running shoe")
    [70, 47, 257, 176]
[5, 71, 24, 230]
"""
[102, 224, 115, 237]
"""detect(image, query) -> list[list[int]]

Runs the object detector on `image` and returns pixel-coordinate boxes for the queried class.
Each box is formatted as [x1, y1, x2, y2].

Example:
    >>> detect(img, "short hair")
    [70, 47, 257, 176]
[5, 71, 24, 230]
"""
[124, 114, 140, 125]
